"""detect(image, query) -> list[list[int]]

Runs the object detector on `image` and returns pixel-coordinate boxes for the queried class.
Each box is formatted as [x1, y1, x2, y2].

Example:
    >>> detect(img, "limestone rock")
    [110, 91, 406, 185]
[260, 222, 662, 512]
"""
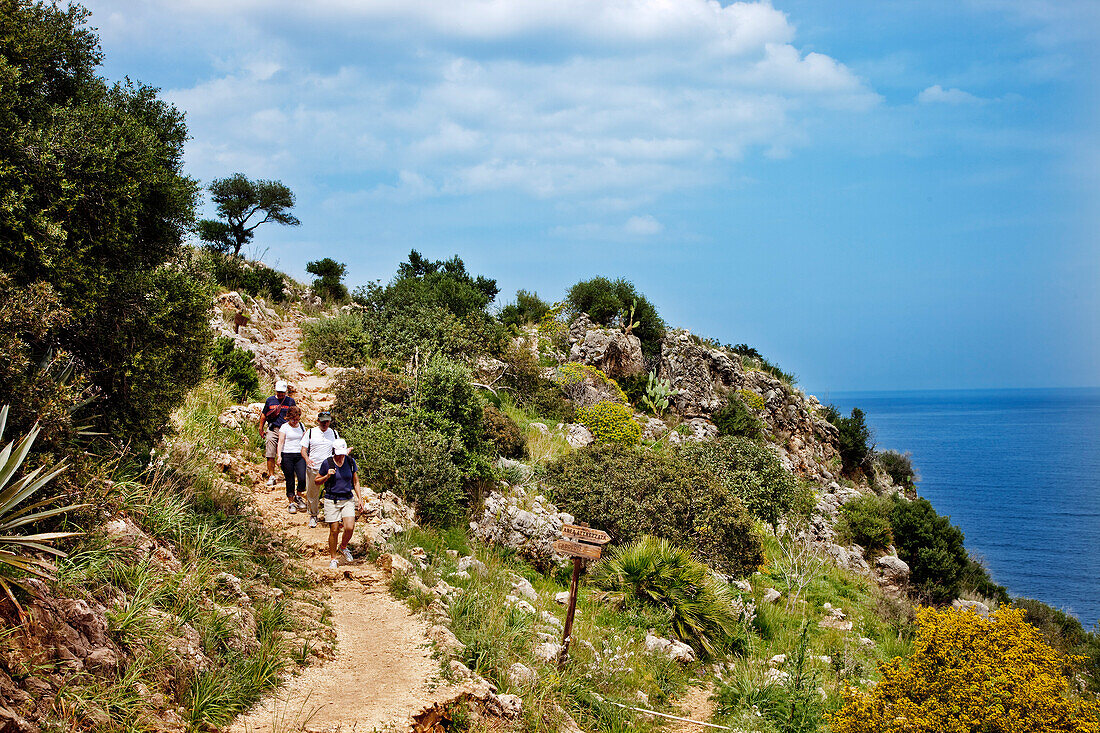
[534, 641, 563, 663]
[430, 626, 466, 656]
[511, 578, 539, 603]
[762, 588, 781, 604]
[487, 693, 523, 719]
[658, 330, 742, 416]
[563, 423, 595, 449]
[951, 599, 990, 615]
[569, 327, 644, 378]
[644, 633, 696, 663]
[379, 553, 415, 576]
[507, 662, 537, 687]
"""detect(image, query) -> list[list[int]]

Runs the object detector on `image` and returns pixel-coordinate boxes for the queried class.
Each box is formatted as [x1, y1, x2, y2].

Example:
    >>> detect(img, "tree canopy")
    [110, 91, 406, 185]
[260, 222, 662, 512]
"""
[198, 173, 300, 256]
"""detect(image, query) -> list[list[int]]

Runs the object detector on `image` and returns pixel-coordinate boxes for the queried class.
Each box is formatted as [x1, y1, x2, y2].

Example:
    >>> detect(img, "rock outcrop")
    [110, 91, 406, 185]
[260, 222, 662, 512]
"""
[569, 327, 644, 379]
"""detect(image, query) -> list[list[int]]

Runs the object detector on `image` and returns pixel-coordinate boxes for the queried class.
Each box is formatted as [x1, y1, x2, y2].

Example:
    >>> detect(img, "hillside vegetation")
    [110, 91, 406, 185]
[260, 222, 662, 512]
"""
[1, 3, 1098, 733]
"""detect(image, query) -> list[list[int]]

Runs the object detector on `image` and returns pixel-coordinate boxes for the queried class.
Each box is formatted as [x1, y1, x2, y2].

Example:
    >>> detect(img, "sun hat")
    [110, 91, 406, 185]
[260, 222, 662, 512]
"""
[317, 411, 332, 421]
[333, 439, 348, 456]
[274, 380, 288, 392]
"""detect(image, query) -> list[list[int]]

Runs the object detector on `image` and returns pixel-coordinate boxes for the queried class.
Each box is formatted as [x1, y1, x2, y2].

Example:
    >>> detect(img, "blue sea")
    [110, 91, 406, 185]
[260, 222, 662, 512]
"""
[825, 388, 1100, 628]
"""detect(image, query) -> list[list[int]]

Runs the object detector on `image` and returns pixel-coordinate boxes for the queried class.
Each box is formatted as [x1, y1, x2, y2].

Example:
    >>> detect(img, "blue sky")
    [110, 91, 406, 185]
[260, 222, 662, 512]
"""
[83, 0, 1099, 393]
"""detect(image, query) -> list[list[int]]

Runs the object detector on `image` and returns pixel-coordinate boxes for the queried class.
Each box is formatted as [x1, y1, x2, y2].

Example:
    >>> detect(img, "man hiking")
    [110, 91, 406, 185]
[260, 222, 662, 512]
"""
[315, 439, 363, 568]
[301, 411, 339, 528]
[258, 380, 296, 487]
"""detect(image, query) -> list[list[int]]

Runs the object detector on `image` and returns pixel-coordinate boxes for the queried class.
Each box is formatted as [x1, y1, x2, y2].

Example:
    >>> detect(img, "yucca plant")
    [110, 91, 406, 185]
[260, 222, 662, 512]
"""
[591, 535, 744, 657]
[0, 405, 85, 618]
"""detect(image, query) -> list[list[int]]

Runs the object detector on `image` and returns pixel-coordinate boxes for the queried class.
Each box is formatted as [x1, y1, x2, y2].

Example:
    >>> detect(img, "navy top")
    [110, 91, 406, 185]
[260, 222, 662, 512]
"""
[319, 456, 358, 500]
[262, 395, 296, 429]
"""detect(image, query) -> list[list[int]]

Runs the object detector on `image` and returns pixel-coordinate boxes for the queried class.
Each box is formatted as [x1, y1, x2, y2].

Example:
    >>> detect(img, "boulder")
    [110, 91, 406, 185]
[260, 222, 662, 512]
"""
[379, 553, 416, 576]
[487, 693, 523, 719]
[507, 662, 537, 686]
[951, 599, 990, 615]
[429, 625, 466, 656]
[658, 330, 742, 416]
[534, 641, 563, 663]
[762, 588, 781, 604]
[563, 423, 595, 449]
[569, 328, 644, 378]
[644, 633, 696, 663]
[512, 578, 539, 603]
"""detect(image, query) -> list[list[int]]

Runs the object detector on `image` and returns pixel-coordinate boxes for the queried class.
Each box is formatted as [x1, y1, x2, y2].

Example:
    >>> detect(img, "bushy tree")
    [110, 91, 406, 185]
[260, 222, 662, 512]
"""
[300, 313, 372, 367]
[499, 290, 551, 328]
[329, 367, 408, 426]
[306, 257, 348, 303]
[831, 606, 1100, 733]
[352, 251, 504, 364]
[210, 337, 260, 400]
[565, 277, 665, 356]
[0, 1, 209, 446]
[836, 494, 893, 554]
[197, 174, 300, 257]
[545, 445, 763, 576]
[888, 496, 968, 603]
[712, 398, 763, 439]
[824, 406, 874, 476]
[678, 437, 799, 530]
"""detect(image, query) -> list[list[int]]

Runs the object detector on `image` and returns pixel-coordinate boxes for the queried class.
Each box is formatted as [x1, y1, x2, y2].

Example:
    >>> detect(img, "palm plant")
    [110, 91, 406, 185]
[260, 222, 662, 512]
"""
[0, 405, 84, 618]
[591, 535, 743, 657]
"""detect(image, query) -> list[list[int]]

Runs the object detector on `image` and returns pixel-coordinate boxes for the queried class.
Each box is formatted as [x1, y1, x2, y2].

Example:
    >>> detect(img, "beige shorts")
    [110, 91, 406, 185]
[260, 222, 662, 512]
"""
[265, 429, 280, 459]
[324, 498, 356, 523]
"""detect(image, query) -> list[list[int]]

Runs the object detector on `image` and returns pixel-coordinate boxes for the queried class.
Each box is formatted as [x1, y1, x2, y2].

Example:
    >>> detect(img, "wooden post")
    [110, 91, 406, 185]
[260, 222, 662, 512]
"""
[559, 556, 583, 667]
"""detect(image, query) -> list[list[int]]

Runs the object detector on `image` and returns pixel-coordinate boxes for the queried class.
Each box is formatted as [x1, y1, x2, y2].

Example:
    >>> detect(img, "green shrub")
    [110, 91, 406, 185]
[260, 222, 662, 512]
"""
[678, 437, 798, 530]
[300, 312, 372, 367]
[305, 257, 349, 303]
[352, 251, 504, 363]
[616, 372, 649, 407]
[1011, 598, 1087, 652]
[346, 410, 469, 527]
[877, 449, 917, 490]
[482, 405, 525, 458]
[210, 337, 260, 400]
[574, 402, 642, 446]
[330, 367, 408, 426]
[545, 445, 763, 576]
[499, 289, 550, 328]
[592, 536, 747, 657]
[206, 252, 288, 302]
[824, 406, 874, 476]
[888, 496, 968, 604]
[417, 355, 485, 453]
[836, 494, 893, 555]
[712, 398, 763, 439]
[565, 277, 666, 357]
[961, 557, 1009, 605]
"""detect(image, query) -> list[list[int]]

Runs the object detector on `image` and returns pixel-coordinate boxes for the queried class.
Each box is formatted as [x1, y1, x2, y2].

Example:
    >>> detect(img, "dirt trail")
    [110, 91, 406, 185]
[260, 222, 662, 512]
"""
[229, 318, 461, 733]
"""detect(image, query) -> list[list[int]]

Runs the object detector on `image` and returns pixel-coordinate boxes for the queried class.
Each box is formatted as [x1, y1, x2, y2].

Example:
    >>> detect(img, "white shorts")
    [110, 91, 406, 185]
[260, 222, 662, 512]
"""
[324, 498, 356, 523]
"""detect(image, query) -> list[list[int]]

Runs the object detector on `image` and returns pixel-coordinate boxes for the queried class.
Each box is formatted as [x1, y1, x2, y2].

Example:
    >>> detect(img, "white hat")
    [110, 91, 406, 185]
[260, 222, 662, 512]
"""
[333, 439, 349, 456]
[274, 380, 288, 392]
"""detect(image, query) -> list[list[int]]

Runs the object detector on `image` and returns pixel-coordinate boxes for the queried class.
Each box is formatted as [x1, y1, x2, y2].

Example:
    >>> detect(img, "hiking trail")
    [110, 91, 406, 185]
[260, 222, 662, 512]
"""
[228, 316, 463, 733]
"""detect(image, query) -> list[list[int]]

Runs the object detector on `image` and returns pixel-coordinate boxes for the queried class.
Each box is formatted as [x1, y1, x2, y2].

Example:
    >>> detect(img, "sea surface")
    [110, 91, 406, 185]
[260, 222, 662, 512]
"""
[825, 388, 1100, 628]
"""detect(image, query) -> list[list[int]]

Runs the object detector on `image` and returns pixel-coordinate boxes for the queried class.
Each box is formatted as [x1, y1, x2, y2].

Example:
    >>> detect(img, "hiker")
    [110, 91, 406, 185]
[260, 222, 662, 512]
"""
[300, 411, 339, 528]
[315, 439, 363, 568]
[277, 406, 308, 513]
[258, 380, 296, 487]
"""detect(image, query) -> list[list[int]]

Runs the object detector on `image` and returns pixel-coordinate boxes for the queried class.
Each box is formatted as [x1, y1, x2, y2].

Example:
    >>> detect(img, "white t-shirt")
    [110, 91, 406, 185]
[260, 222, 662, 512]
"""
[302, 426, 339, 465]
[279, 422, 305, 454]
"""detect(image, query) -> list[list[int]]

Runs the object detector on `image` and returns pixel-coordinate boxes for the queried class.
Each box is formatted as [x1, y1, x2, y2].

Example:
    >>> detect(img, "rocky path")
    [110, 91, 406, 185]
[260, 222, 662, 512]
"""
[228, 317, 462, 733]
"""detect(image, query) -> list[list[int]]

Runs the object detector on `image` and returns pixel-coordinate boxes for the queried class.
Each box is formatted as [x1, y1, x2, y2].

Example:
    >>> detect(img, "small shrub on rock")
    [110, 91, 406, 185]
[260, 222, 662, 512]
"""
[208, 252, 288, 302]
[574, 402, 642, 446]
[545, 445, 764, 576]
[824, 406, 874, 477]
[211, 337, 261, 400]
[835, 494, 892, 555]
[876, 449, 917, 491]
[482, 406, 525, 459]
[736, 389, 765, 412]
[712, 398, 763, 440]
[678, 437, 797, 530]
[330, 368, 408, 425]
[592, 535, 747, 657]
[553, 362, 627, 406]
[565, 277, 665, 357]
[301, 313, 372, 367]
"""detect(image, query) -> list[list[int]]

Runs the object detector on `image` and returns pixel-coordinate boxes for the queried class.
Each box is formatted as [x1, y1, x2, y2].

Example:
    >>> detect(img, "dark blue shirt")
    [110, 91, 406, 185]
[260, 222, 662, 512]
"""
[319, 456, 357, 500]
[263, 395, 296, 429]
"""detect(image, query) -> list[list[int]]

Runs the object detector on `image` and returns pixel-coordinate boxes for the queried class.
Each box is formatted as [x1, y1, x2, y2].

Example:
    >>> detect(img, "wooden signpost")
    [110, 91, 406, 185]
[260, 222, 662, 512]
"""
[554, 524, 611, 666]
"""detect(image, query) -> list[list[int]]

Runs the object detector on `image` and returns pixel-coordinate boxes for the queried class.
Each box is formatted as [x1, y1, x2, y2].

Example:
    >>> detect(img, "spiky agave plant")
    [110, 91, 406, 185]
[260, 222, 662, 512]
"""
[0, 405, 84, 618]
[591, 535, 744, 657]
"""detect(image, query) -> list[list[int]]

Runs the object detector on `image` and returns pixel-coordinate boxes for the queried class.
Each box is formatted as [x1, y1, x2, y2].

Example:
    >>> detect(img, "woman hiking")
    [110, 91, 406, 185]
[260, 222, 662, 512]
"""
[315, 439, 363, 568]
[276, 406, 308, 514]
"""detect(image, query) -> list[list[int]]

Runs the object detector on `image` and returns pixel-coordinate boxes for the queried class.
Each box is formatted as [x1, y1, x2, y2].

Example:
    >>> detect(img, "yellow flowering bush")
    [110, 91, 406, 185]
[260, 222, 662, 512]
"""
[737, 389, 765, 412]
[553, 362, 628, 405]
[831, 606, 1100, 733]
[575, 402, 642, 446]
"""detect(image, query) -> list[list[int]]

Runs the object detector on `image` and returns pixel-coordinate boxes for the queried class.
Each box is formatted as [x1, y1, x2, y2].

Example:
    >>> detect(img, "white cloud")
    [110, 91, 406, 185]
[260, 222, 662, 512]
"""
[551, 214, 664, 239]
[917, 85, 985, 105]
[625, 215, 664, 236]
[84, 0, 879, 208]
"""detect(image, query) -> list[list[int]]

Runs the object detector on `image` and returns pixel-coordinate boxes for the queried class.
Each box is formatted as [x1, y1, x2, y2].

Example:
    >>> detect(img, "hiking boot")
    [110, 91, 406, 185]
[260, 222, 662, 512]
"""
[295, 495, 307, 511]
[328, 559, 338, 569]
[288, 503, 297, 514]
[309, 516, 318, 529]
[342, 547, 354, 563]
[266, 476, 277, 487]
